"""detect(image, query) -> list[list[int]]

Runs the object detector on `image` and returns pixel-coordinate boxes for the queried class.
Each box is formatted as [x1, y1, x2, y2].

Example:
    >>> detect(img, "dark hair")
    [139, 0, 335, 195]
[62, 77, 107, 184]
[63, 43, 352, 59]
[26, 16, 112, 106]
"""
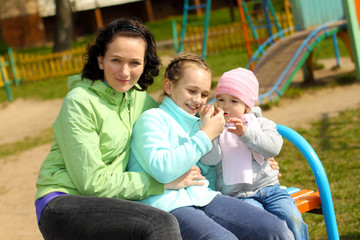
[165, 53, 211, 85]
[82, 18, 161, 91]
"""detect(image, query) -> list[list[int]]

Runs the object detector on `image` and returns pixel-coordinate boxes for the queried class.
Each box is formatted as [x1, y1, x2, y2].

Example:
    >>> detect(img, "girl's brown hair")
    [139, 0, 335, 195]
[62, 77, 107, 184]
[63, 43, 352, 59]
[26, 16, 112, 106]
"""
[165, 53, 211, 85]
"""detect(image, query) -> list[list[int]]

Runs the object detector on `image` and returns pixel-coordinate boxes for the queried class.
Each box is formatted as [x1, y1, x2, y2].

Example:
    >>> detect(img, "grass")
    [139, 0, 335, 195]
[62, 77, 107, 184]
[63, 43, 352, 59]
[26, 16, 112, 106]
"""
[0, 128, 54, 162]
[276, 104, 360, 239]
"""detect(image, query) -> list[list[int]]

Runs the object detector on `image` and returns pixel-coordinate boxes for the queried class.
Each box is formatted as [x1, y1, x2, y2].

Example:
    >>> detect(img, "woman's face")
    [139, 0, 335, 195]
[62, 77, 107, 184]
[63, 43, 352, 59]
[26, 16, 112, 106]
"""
[97, 36, 146, 93]
[164, 65, 211, 116]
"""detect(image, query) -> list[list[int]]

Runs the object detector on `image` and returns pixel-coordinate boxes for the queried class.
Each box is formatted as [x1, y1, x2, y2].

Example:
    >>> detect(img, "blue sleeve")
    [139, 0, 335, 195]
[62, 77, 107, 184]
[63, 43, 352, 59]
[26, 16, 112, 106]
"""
[129, 110, 212, 183]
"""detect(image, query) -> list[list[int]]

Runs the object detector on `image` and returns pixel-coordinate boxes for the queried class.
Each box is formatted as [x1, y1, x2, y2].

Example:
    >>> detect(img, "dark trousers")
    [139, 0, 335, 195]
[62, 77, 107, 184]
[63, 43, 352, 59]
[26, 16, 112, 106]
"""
[38, 195, 182, 240]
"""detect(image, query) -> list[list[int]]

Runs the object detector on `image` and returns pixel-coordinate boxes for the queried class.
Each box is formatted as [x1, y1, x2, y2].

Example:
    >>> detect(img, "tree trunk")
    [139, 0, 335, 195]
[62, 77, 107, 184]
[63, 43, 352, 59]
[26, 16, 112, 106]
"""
[53, 0, 73, 53]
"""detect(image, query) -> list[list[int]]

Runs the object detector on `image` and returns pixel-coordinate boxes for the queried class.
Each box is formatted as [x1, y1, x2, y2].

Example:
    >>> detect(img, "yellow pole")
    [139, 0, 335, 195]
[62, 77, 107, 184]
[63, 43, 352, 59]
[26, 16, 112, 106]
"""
[283, 0, 294, 34]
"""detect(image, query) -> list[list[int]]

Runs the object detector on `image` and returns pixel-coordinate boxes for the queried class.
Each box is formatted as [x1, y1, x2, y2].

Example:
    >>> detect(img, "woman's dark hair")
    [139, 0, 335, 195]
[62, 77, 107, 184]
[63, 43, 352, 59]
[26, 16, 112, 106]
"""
[82, 18, 161, 91]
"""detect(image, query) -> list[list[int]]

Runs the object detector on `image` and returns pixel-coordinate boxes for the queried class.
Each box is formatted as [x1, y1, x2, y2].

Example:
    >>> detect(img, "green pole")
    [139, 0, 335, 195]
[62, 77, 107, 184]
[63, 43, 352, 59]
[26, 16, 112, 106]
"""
[179, 0, 189, 52]
[172, 20, 179, 53]
[202, 0, 211, 60]
[8, 47, 22, 85]
[342, 0, 360, 80]
[0, 59, 13, 102]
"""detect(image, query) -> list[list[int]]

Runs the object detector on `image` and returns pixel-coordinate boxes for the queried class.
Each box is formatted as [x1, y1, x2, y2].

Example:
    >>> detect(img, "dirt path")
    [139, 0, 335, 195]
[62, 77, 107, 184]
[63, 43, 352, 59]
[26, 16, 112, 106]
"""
[0, 57, 359, 240]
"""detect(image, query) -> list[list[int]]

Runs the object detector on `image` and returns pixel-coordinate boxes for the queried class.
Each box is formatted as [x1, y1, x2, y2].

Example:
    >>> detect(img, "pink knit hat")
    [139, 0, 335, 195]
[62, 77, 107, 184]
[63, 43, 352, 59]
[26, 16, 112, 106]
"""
[215, 67, 259, 109]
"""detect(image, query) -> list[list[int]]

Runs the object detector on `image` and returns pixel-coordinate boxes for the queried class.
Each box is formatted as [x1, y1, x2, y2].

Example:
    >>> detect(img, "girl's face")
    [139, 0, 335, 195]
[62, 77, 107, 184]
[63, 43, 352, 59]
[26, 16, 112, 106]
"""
[216, 94, 247, 121]
[97, 36, 146, 93]
[164, 66, 211, 115]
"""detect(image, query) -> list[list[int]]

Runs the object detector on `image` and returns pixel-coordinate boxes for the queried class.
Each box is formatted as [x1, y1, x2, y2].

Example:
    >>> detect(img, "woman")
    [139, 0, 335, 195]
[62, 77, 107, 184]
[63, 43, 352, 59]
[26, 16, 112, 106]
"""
[34, 18, 203, 240]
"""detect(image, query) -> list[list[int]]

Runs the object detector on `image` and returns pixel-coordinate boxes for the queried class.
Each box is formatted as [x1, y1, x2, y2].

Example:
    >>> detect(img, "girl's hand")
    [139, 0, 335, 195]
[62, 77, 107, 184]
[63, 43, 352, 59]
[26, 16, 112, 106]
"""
[164, 165, 206, 189]
[227, 117, 246, 136]
[200, 105, 225, 141]
[268, 158, 282, 178]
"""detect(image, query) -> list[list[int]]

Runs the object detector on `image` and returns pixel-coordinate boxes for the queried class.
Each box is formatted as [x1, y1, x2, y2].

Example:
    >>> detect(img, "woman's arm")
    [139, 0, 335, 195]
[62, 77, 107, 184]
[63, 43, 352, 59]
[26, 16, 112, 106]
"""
[55, 94, 163, 200]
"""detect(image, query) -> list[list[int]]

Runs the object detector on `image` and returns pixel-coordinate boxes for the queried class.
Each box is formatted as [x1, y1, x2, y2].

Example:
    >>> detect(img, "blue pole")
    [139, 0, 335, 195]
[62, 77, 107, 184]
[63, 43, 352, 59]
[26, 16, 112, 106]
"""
[263, 0, 273, 42]
[266, 0, 283, 37]
[332, 33, 341, 67]
[277, 125, 339, 240]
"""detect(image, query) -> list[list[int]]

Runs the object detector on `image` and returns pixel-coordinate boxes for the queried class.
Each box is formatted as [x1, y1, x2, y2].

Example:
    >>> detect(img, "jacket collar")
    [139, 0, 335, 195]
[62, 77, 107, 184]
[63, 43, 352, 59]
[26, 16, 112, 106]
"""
[68, 74, 133, 106]
[160, 96, 200, 132]
[91, 80, 129, 106]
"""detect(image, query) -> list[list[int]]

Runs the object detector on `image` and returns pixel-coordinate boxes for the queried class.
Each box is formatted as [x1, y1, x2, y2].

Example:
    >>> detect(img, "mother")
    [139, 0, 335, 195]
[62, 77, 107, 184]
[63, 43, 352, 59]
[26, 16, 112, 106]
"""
[34, 18, 203, 240]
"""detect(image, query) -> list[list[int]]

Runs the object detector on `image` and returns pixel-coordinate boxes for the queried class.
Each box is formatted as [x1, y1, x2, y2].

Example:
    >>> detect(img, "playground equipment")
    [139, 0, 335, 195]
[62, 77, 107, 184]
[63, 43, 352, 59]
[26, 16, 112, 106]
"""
[248, 19, 346, 104]
[237, 0, 293, 67]
[242, 0, 360, 105]
[173, 0, 211, 59]
[0, 48, 23, 101]
[0, 56, 13, 101]
[172, 0, 293, 60]
[277, 125, 339, 240]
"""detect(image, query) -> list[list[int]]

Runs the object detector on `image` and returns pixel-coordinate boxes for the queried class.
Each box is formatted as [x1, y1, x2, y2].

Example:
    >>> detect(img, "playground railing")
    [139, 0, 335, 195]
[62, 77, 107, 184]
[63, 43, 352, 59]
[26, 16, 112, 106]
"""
[173, 14, 294, 56]
[277, 124, 339, 240]
[12, 45, 86, 83]
[258, 19, 346, 104]
[245, 26, 298, 69]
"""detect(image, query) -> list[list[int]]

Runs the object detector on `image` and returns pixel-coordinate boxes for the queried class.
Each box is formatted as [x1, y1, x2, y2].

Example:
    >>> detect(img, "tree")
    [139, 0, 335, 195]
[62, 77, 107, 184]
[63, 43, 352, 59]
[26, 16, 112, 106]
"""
[53, 0, 73, 52]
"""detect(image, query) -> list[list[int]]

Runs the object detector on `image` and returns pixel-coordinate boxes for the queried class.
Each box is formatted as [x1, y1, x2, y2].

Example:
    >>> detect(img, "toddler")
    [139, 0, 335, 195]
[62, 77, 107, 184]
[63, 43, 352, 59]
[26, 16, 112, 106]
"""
[201, 67, 309, 240]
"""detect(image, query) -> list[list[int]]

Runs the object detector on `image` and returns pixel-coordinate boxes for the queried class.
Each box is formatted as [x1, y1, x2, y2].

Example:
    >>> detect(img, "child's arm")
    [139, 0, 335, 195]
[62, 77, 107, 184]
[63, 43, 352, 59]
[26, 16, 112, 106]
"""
[199, 137, 222, 166]
[130, 109, 213, 184]
[240, 116, 283, 158]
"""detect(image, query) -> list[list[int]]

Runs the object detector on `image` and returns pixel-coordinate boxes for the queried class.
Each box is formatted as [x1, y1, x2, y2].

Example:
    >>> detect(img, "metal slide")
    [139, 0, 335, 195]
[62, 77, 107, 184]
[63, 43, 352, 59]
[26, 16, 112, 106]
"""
[251, 20, 347, 105]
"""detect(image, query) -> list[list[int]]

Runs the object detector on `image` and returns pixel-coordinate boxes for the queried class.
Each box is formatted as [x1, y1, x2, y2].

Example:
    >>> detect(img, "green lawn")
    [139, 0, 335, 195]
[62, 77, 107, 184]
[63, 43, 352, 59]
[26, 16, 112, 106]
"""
[276, 105, 360, 239]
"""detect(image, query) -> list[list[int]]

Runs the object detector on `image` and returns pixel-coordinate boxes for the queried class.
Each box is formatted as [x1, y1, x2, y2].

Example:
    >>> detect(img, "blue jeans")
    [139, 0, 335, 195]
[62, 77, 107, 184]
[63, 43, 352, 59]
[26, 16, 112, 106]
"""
[38, 195, 181, 240]
[239, 184, 309, 240]
[171, 194, 295, 240]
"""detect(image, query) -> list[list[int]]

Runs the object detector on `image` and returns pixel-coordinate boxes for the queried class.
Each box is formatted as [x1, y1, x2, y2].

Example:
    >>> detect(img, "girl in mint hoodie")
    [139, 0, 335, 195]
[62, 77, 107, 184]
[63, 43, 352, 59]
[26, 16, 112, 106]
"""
[128, 53, 294, 240]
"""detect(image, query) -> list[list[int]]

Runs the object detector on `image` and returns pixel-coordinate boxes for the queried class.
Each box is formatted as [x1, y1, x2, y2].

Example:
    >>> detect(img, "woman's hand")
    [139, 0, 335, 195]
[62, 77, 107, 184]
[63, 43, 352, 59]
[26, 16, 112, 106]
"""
[268, 158, 282, 178]
[200, 105, 225, 141]
[165, 165, 206, 190]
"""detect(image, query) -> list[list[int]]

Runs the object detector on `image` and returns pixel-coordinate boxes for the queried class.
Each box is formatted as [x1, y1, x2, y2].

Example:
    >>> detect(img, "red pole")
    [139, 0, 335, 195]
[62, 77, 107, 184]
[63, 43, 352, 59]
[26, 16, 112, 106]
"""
[237, 0, 254, 70]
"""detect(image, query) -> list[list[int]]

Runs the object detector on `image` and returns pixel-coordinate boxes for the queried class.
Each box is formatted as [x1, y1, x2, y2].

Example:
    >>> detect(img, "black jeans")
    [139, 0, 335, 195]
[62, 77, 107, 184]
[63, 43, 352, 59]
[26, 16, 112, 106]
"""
[38, 195, 182, 240]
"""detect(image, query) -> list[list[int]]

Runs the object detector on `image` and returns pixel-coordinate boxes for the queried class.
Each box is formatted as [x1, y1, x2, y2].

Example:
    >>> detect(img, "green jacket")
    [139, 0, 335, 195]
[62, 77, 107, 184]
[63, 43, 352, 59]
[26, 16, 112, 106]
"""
[35, 74, 163, 201]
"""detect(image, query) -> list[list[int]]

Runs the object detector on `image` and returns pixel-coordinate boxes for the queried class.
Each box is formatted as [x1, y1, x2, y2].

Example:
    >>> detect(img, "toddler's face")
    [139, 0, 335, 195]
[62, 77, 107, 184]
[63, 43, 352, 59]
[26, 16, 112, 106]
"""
[216, 94, 247, 121]
[164, 66, 211, 116]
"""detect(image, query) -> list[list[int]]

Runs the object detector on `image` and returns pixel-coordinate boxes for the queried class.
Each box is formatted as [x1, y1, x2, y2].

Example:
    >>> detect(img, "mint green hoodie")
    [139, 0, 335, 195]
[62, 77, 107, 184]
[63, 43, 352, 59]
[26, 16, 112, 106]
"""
[35, 74, 163, 201]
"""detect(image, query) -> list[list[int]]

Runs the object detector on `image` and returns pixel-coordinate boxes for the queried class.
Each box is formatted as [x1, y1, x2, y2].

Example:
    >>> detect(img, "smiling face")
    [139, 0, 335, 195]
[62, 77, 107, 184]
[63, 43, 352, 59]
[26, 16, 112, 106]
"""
[216, 94, 248, 121]
[97, 36, 146, 93]
[164, 65, 212, 115]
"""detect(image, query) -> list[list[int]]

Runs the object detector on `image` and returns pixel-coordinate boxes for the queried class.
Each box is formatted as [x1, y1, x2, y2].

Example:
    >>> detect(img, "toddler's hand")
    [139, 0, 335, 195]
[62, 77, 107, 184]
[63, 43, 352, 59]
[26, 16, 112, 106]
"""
[227, 117, 246, 136]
